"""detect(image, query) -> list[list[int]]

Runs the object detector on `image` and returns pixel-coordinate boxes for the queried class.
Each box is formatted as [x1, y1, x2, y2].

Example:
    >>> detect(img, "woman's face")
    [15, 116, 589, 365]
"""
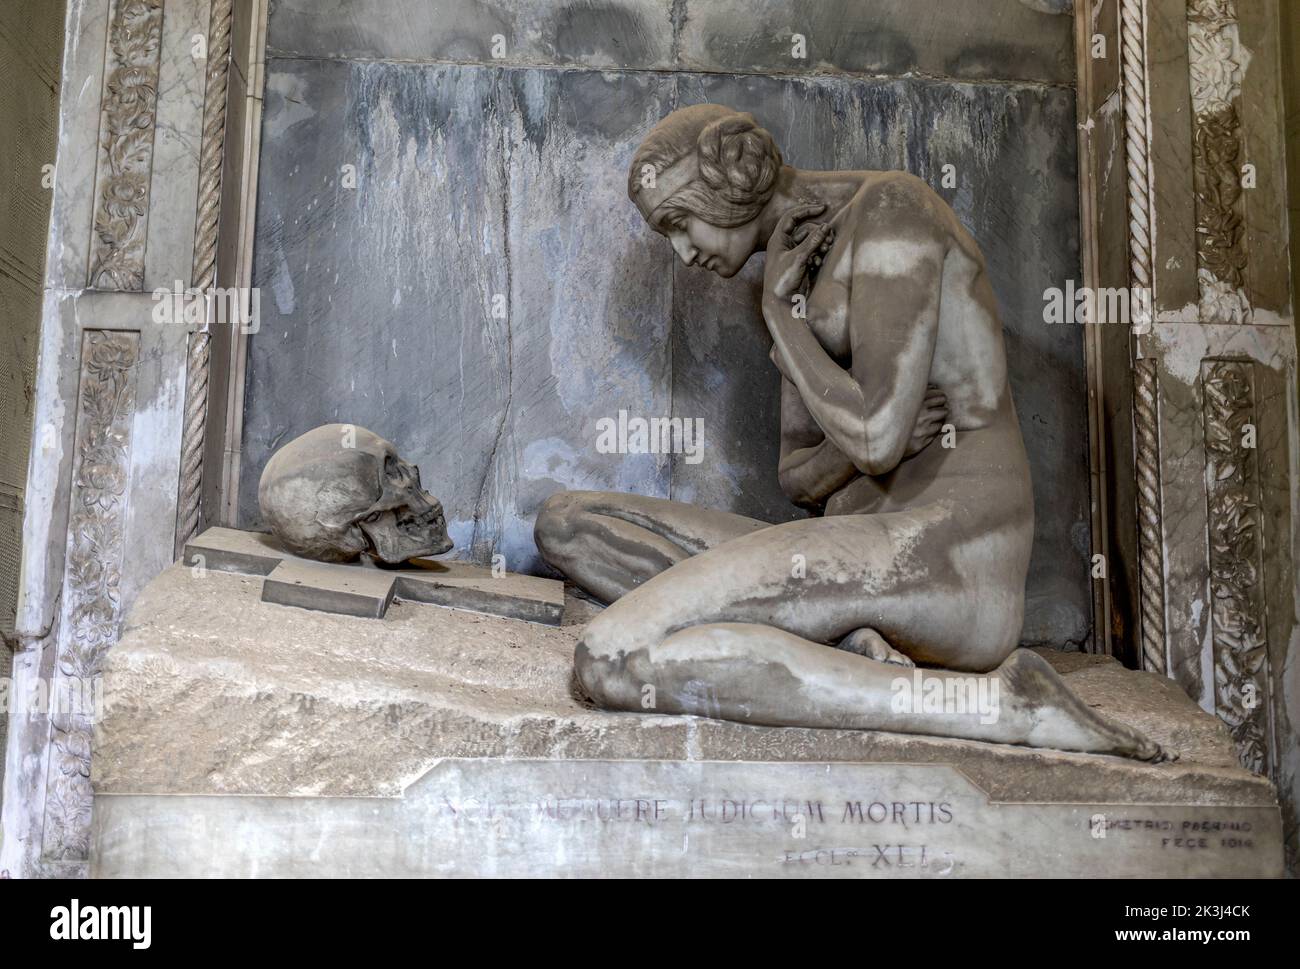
[650, 208, 762, 278]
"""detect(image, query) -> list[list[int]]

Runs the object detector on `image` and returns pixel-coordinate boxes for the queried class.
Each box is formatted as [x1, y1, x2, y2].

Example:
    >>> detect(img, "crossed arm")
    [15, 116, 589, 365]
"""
[763, 208, 949, 505]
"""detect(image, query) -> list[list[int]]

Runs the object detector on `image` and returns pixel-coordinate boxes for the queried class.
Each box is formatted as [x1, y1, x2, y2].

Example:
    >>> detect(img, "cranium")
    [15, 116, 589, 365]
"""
[258, 424, 452, 564]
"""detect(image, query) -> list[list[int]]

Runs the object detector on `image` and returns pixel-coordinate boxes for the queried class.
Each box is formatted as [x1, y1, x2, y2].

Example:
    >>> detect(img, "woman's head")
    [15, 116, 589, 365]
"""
[628, 104, 783, 277]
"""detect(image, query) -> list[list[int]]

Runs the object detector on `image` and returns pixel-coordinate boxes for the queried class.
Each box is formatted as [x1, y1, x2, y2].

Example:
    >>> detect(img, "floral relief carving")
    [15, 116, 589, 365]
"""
[1187, 0, 1251, 323]
[88, 0, 164, 291]
[42, 331, 139, 862]
[1201, 360, 1271, 776]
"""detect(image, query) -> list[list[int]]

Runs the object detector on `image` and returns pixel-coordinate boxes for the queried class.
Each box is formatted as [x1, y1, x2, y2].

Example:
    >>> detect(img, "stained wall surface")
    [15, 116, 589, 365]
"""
[0, 0, 66, 799]
[239, 0, 1091, 645]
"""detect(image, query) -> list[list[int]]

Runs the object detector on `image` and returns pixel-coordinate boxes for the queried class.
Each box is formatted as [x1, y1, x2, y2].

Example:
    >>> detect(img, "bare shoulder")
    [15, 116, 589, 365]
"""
[841, 172, 989, 276]
[843, 171, 957, 243]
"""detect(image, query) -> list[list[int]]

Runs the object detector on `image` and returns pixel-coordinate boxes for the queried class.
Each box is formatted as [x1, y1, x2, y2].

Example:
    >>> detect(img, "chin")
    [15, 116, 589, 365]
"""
[713, 259, 743, 278]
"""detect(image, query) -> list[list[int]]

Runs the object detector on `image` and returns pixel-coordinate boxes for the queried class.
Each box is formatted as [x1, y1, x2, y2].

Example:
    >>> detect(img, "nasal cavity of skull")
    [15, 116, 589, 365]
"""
[384, 454, 412, 489]
[378, 455, 436, 534]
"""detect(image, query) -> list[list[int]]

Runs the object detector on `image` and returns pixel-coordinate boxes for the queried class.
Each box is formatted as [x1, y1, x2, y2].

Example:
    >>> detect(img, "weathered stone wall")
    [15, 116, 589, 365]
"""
[238, 0, 1091, 645]
[0, 0, 66, 811]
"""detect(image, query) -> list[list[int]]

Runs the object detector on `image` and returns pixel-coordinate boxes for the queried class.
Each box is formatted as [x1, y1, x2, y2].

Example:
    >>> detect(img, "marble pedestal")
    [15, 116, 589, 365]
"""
[90, 565, 1284, 878]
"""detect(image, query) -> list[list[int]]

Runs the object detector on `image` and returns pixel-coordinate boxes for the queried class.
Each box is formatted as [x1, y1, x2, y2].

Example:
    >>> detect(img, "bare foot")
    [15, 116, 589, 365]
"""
[997, 649, 1169, 762]
[836, 627, 915, 667]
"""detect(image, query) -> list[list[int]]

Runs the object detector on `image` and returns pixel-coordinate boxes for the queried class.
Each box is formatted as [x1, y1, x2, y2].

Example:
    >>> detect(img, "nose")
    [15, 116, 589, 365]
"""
[669, 233, 699, 267]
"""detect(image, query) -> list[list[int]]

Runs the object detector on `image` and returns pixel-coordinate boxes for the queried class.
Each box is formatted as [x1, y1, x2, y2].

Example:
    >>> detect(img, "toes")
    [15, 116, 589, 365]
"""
[879, 644, 915, 667]
[837, 628, 914, 666]
[1142, 740, 1177, 764]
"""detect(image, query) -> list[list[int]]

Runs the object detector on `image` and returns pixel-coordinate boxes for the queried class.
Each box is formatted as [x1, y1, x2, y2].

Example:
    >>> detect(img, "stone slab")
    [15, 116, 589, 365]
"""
[92, 565, 1284, 878]
[261, 559, 397, 619]
[184, 525, 288, 575]
[97, 566, 1280, 802]
[184, 527, 563, 625]
[393, 561, 563, 626]
[91, 759, 1283, 878]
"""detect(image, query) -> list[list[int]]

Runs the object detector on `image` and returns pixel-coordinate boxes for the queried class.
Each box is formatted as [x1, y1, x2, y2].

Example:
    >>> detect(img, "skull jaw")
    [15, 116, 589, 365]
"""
[358, 514, 453, 564]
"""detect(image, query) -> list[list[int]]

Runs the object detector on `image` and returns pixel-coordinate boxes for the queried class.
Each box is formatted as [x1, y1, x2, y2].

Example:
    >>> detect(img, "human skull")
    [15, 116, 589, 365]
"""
[258, 424, 452, 564]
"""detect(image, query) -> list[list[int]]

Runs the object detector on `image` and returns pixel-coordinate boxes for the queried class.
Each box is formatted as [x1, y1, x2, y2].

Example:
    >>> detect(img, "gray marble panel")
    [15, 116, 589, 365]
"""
[240, 58, 512, 552]
[240, 60, 678, 572]
[676, 0, 1076, 85]
[482, 67, 677, 567]
[265, 0, 1076, 85]
[240, 57, 1090, 644]
[266, 0, 677, 70]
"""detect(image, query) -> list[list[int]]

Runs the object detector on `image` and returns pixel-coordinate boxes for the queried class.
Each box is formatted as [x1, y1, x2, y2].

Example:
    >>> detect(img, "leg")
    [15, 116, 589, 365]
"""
[575, 514, 1164, 760]
[534, 490, 768, 603]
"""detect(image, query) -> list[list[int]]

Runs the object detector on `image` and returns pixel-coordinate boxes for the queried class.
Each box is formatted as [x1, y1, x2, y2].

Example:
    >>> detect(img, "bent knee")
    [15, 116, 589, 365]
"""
[535, 490, 582, 561]
[535, 490, 607, 554]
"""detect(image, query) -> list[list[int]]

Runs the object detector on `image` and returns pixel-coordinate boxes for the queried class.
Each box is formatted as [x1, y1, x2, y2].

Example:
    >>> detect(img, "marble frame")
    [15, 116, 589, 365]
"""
[3, 0, 1296, 879]
[1071, 0, 1298, 869]
[0, 0, 258, 878]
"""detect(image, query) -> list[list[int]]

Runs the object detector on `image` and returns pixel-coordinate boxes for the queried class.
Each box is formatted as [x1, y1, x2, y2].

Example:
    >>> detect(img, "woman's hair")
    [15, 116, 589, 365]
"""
[628, 104, 783, 228]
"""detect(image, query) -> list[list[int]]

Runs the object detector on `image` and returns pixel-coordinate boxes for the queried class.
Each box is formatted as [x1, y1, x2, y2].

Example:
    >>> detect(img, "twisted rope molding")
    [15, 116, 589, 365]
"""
[175, 0, 234, 557]
[1120, 0, 1167, 674]
[1134, 358, 1166, 675]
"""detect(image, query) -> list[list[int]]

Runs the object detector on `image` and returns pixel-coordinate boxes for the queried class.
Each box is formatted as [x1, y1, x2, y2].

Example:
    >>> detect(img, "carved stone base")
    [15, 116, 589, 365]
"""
[90, 565, 1284, 877]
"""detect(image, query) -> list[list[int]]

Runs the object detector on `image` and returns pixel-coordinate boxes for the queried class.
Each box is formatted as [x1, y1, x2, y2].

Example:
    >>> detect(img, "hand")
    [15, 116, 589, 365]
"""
[764, 202, 835, 302]
[903, 385, 949, 458]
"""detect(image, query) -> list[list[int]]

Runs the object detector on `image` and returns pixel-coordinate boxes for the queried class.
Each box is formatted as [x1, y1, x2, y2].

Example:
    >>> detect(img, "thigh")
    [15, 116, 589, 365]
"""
[548, 490, 769, 556]
[535, 489, 772, 603]
[582, 505, 1023, 671]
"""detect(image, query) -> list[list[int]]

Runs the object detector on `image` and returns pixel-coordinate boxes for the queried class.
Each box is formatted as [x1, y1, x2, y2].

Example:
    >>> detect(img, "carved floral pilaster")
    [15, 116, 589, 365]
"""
[88, 0, 164, 292]
[1200, 359, 1271, 775]
[1187, 0, 1251, 323]
[41, 331, 139, 861]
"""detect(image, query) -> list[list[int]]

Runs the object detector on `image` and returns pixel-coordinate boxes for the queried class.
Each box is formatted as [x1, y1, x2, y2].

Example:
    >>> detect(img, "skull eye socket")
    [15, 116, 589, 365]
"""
[384, 455, 418, 488]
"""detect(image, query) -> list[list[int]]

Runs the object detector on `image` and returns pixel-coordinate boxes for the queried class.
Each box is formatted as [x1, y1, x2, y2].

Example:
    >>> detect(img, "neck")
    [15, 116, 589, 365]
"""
[756, 166, 870, 249]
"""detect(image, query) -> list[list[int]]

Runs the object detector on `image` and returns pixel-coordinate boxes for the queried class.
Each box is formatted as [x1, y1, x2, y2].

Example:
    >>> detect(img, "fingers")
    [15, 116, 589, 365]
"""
[795, 222, 833, 254]
[809, 225, 835, 268]
[775, 202, 827, 239]
[794, 223, 833, 272]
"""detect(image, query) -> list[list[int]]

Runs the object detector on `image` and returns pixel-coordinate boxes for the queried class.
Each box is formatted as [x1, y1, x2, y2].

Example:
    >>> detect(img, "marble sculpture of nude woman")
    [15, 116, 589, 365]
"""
[535, 104, 1164, 761]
